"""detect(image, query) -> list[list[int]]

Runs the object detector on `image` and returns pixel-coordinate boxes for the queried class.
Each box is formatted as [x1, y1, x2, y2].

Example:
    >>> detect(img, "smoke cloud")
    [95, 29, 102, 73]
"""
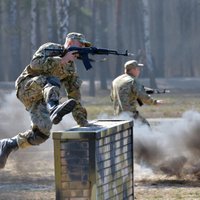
[0, 91, 76, 140]
[134, 110, 200, 179]
[0, 91, 76, 174]
[98, 110, 200, 179]
[0, 91, 30, 136]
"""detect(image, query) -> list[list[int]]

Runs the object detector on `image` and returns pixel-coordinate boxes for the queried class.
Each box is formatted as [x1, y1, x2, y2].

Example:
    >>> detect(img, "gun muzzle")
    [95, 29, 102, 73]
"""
[127, 53, 135, 57]
[163, 89, 170, 93]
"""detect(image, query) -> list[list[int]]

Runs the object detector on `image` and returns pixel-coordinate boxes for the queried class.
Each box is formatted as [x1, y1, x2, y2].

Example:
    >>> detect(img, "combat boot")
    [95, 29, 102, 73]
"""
[48, 99, 77, 124]
[0, 137, 18, 169]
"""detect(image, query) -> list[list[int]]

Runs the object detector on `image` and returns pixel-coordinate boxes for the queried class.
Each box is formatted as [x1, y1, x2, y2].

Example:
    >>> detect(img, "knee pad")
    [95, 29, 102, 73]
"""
[27, 127, 49, 146]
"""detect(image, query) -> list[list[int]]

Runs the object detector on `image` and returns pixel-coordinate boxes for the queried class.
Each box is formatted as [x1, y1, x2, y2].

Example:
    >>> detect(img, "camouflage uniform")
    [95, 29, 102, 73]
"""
[110, 73, 157, 125]
[15, 42, 88, 148]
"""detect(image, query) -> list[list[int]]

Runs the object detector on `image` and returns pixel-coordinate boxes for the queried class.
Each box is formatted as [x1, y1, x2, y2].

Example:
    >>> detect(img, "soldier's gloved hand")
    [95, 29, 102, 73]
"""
[156, 99, 165, 105]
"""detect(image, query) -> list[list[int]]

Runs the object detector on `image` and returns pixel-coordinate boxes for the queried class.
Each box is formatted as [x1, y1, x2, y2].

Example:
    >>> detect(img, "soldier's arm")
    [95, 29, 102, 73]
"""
[110, 84, 114, 102]
[29, 43, 63, 72]
[133, 80, 157, 105]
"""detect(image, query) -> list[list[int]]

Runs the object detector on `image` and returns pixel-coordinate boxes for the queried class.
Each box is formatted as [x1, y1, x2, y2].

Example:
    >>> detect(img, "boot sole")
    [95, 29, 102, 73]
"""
[51, 99, 76, 124]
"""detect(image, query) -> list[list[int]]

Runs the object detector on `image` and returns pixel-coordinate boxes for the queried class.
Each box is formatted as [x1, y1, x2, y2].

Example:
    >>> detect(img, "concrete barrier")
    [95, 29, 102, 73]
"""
[52, 119, 134, 200]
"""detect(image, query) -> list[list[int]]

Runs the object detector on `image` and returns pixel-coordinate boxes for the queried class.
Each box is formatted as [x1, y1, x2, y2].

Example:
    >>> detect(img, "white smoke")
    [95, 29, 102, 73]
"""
[0, 91, 30, 136]
[98, 110, 200, 178]
[0, 91, 76, 140]
[0, 91, 77, 173]
[134, 110, 200, 178]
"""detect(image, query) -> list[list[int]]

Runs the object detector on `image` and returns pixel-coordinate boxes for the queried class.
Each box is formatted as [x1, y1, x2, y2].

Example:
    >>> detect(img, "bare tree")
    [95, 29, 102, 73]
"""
[10, 0, 21, 80]
[98, 0, 109, 90]
[31, 0, 37, 54]
[0, 1, 3, 80]
[1, 0, 11, 81]
[47, 0, 54, 41]
[141, 0, 157, 87]
[89, 0, 96, 96]
[56, 0, 70, 43]
[178, 0, 193, 76]
[152, 0, 165, 77]
[115, 0, 123, 77]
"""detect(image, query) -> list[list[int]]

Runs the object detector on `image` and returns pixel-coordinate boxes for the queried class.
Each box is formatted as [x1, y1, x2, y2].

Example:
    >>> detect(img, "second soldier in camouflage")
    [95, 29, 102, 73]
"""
[110, 60, 164, 126]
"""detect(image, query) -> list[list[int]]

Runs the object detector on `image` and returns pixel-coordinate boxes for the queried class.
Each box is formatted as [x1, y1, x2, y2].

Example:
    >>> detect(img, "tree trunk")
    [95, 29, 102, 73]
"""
[115, 0, 123, 77]
[153, 0, 165, 77]
[1, 0, 11, 81]
[99, 1, 108, 90]
[179, 0, 192, 76]
[0, 1, 3, 80]
[141, 0, 157, 88]
[89, 0, 96, 96]
[56, 0, 70, 43]
[31, 0, 37, 54]
[10, 0, 21, 81]
[47, 0, 53, 41]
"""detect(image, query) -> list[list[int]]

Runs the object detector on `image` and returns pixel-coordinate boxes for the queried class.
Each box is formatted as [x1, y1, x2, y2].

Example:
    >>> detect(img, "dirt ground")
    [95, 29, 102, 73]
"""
[134, 163, 200, 200]
[0, 141, 55, 200]
[0, 79, 200, 200]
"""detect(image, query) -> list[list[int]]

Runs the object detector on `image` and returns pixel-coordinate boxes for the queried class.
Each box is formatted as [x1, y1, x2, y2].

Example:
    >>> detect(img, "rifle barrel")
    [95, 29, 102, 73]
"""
[127, 53, 135, 56]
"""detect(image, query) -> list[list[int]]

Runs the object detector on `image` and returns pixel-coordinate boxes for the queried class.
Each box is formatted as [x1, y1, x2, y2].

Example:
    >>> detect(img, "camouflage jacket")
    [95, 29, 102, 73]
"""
[110, 73, 156, 115]
[15, 42, 82, 101]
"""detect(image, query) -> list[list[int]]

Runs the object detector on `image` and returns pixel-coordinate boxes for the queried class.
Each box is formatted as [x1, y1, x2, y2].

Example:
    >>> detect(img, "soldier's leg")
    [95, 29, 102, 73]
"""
[65, 74, 88, 126]
[133, 111, 150, 127]
[0, 101, 51, 168]
[16, 101, 52, 148]
[72, 102, 88, 127]
[43, 76, 76, 124]
[17, 75, 76, 124]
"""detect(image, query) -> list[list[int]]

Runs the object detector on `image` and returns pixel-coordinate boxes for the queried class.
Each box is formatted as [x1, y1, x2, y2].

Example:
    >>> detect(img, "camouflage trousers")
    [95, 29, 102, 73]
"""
[71, 103, 88, 127]
[15, 75, 88, 148]
[15, 75, 60, 148]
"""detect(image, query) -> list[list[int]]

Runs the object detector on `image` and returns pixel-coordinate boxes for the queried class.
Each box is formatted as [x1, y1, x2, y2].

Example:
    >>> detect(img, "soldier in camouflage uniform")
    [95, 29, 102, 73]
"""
[0, 32, 91, 169]
[110, 60, 164, 126]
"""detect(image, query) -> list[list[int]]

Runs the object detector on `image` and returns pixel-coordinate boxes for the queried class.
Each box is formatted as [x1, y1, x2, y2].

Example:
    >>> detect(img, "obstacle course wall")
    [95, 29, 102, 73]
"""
[53, 119, 133, 200]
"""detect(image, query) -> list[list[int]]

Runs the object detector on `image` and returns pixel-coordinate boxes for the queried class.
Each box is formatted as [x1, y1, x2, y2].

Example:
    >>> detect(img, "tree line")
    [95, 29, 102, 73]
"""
[0, 0, 200, 95]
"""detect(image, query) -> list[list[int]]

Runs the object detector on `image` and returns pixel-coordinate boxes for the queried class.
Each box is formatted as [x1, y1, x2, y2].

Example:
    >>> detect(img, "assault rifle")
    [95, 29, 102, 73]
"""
[137, 87, 170, 106]
[44, 46, 135, 70]
[144, 87, 170, 94]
